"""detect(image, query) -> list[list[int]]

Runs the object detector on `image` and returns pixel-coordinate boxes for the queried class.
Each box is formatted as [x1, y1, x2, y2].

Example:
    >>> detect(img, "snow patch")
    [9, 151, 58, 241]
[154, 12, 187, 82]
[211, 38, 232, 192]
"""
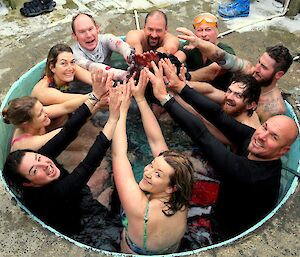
[0, 0, 8, 16]
[222, 0, 300, 33]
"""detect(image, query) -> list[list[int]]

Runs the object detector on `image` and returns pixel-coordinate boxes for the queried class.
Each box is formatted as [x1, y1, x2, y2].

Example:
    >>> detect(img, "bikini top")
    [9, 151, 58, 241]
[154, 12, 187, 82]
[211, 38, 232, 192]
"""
[46, 76, 70, 92]
[11, 133, 32, 147]
[121, 200, 178, 255]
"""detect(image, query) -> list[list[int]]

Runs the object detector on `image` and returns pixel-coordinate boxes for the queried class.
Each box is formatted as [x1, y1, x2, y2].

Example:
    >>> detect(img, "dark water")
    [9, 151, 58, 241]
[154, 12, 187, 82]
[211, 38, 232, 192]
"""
[127, 106, 194, 183]
[80, 101, 212, 251]
[3, 81, 216, 253]
[90, 105, 216, 252]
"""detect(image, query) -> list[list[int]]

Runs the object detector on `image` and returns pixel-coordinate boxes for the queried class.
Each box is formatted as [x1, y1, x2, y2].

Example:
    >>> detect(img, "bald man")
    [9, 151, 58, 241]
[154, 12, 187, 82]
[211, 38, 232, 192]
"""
[71, 12, 134, 80]
[146, 60, 299, 239]
[126, 10, 180, 55]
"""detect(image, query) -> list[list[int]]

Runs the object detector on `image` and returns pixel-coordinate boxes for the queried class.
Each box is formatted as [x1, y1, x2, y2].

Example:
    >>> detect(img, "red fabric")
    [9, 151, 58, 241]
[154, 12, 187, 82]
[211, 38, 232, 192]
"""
[191, 180, 219, 206]
[192, 217, 211, 229]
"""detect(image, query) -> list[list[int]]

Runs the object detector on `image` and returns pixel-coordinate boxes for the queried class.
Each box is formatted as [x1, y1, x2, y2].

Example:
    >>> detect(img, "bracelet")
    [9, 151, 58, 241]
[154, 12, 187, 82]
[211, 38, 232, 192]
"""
[160, 94, 173, 106]
[88, 92, 100, 102]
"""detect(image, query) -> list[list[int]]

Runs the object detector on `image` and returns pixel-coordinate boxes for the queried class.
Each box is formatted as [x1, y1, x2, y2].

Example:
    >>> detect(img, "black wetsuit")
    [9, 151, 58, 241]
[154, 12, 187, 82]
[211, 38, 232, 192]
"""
[164, 85, 281, 238]
[22, 104, 111, 235]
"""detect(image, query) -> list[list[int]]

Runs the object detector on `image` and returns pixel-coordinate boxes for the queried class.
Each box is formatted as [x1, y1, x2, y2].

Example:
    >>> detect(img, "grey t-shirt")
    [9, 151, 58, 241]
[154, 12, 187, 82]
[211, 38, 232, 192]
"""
[72, 33, 114, 66]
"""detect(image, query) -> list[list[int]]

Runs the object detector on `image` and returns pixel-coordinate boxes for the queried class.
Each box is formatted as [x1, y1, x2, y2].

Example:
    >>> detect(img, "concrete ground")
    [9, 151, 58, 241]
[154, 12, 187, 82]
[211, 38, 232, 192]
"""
[0, 0, 300, 256]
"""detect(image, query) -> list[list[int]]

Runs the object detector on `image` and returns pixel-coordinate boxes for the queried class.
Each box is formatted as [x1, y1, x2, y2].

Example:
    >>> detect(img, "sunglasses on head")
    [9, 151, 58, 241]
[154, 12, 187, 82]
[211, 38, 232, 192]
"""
[193, 16, 217, 28]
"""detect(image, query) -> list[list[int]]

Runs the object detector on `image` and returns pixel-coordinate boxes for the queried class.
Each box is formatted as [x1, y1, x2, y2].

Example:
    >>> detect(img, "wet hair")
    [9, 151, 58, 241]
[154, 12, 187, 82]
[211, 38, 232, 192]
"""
[45, 43, 73, 81]
[145, 10, 168, 27]
[230, 73, 261, 116]
[159, 150, 194, 216]
[2, 96, 38, 126]
[3, 149, 38, 187]
[71, 12, 97, 34]
[265, 45, 293, 73]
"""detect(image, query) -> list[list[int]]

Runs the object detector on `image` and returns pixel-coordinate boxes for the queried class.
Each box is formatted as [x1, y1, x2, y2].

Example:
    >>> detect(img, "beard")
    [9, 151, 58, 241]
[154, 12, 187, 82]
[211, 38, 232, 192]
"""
[223, 107, 244, 117]
[223, 101, 246, 117]
[257, 76, 274, 87]
[253, 71, 276, 88]
[147, 36, 160, 48]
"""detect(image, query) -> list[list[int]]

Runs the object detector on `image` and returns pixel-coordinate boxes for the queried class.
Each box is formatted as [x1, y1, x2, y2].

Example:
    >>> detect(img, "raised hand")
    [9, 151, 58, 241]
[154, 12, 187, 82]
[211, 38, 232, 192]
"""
[176, 27, 200, 51]
[108, 85, 122, 122]
[143, 51, 160, 66]
[91, 69, 111, 99]
[178, 63, 187, 83]
[161, 59, 185, 94]
[134, 51, 159, 68]
[120, 79, 133, 115]
[144, 61, 168, 102]
[131, 69, 149, 103]
[127, 52, 145, 78]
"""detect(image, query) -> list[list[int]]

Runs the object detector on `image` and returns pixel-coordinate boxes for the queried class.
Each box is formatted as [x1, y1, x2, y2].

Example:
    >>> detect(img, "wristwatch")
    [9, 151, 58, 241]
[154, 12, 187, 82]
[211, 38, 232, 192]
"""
[160, 93, 173, 106]
[88, 92, 99, 101]
[88, 92, 100, 106]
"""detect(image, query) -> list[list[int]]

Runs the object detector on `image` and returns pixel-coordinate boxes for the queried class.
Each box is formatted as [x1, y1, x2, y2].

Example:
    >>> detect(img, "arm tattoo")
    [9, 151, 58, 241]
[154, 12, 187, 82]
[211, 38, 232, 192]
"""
[214, 51, 246, 72]
[211, 49, 225, 63]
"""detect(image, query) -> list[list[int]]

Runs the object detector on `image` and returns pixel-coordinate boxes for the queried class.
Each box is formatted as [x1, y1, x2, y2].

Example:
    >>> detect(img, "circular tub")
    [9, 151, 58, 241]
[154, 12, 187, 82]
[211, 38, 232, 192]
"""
[0, 58, 299, 257]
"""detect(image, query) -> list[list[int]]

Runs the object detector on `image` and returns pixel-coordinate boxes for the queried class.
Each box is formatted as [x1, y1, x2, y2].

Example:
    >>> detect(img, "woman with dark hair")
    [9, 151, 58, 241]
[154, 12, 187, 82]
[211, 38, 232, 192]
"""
[111, 72, 194, 254]
[31, 43, 94, 105]
[2, 70, 108, 151]
[3, 71, 121, 237]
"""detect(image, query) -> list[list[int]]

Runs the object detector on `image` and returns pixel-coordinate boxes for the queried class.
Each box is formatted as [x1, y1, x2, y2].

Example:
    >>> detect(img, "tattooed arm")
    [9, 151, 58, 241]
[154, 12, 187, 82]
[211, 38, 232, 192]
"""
[177, 27, 254, 74]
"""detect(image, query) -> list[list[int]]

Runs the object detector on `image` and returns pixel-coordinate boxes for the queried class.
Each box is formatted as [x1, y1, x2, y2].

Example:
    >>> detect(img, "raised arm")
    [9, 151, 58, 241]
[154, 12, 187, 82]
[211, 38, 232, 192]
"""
[74, 64, 92, 85]
[146, 60, 252, 146]
[176, 27, 254, 74]
[145, 61, 252, 174]
[189, 62, 223, 82]
[112, 80, 147, 215]
[104, 34, 135, 64]
[39, 70, 110, 158]
[75, 55, 129, 81]
[163, 97, 253, 177]
[157, 32, 180, 55]
[44, 94, 88, 119]
[186, 80, 225, 104]
[173, 94, 231, 145]
[44, 69, 109, 118]
[175, 60, 225, 104]
[49, 83, 122, 197]
[126, 30, 144, 54]
[132, 69, 168, 157]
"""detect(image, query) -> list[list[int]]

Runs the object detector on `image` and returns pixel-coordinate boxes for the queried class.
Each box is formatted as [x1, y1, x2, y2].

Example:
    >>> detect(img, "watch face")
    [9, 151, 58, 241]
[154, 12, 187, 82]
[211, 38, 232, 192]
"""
[89, 93, 99, 101]
[161, 94, 172, 106]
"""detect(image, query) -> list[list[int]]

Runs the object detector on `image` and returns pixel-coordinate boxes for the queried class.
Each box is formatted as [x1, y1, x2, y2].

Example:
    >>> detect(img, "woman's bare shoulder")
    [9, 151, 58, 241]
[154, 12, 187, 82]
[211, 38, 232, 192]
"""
[31, 77, 49, 95]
